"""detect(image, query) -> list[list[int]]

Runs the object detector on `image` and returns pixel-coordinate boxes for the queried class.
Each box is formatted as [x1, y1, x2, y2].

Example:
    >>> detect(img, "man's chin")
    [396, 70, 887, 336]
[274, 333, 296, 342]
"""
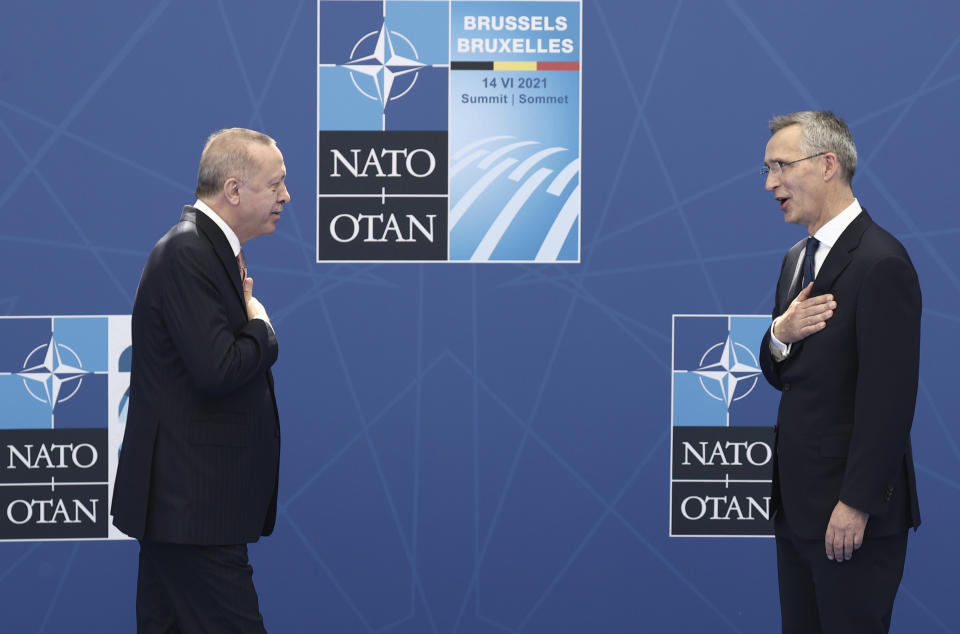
[249, 224, 278, 241]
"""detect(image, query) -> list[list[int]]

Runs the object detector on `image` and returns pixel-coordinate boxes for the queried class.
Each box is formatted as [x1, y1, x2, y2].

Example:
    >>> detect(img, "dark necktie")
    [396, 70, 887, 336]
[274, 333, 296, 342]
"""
[801, 237, 819, 288]
[236, 249, 247, 282]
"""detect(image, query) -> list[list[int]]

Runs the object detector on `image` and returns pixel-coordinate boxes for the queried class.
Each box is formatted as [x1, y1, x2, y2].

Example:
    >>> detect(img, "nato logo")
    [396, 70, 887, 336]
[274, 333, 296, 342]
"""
[0, 316, 131, 541]
[0, 317, 108, 430]
[672, 315, 777, 427]
[670, 315, 777, 536]
[318, 0, 448, 131]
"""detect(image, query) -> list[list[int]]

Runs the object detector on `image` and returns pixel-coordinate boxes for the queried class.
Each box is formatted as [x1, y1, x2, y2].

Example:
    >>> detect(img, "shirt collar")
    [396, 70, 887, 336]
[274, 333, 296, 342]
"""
[813, 198, 862, 249]
[193, 199, 241, 257]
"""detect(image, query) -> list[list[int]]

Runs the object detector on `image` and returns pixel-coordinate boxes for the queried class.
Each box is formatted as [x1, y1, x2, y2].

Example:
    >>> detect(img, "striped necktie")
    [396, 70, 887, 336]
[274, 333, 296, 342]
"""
[236, 249, 247, 281]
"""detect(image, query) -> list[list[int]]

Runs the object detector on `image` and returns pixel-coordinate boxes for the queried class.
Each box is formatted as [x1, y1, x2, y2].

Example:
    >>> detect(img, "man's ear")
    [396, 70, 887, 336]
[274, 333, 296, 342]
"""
[822, 153, 841, 183]
[223, 177, 242, 205]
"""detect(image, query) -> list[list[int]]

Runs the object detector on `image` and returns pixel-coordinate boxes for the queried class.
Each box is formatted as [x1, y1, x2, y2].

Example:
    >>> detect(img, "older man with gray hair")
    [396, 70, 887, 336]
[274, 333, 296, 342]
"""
[758, 111, 921, 633]
[112, 127, 290, 633]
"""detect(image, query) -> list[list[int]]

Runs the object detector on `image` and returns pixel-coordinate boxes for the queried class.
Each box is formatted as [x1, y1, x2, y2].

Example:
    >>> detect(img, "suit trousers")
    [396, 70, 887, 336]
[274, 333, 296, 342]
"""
[136, 541, 267, 634]
[774, 514, 907, 634]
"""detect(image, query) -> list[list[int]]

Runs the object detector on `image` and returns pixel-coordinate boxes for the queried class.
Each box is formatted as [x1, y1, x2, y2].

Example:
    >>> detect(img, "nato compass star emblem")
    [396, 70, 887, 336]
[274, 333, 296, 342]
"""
[16, 335, 89, 409]
[342, 22, 426, 108]
[693, 335, 762, 407]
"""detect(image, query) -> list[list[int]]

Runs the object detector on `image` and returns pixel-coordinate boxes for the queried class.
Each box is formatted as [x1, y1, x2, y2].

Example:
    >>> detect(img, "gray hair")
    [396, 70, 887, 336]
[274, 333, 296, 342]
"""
[195, 128, 276, 198]
[769, 111, 857, 183]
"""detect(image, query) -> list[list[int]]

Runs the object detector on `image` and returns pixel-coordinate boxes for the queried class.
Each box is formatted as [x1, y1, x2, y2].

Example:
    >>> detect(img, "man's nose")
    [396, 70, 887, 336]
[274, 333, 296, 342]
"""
[765, 170, 778, 191]
[279, 183, 291, 204]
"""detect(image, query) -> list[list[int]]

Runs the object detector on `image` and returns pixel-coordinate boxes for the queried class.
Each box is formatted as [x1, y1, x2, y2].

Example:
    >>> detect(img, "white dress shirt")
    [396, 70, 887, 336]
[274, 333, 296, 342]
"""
[193, 199, 241, 257]
[769, 199, 862, 359]
[191, 199, 274, 333]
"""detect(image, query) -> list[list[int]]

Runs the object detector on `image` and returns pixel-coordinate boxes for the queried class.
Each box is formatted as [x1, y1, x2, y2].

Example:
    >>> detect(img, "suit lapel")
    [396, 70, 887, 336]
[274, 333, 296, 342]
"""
[811, 210, 872, 296]
[184, 206, 245, 307]
[779, 238, 806, 312]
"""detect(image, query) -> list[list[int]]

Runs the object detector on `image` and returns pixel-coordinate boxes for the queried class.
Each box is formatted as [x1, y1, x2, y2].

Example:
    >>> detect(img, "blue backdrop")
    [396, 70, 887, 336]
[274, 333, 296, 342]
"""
[1, 1, 958, 632]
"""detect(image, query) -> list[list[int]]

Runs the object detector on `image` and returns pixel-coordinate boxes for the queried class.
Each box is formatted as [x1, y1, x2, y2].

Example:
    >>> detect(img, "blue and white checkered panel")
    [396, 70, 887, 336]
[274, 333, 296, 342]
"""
[672, 315, 777, 428]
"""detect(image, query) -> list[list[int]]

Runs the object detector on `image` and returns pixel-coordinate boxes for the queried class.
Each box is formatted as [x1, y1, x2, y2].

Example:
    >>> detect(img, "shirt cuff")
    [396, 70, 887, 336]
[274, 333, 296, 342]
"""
[769, 318, 791, 361]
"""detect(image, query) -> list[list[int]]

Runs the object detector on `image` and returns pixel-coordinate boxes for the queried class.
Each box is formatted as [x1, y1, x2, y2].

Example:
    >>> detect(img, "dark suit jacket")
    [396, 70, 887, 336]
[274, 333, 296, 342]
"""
[111, 207, 280, 545]
[760, 210, 921, 539]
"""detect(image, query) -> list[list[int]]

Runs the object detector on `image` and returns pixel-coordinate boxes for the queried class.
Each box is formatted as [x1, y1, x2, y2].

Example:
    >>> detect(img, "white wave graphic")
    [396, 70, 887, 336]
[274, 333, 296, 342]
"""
[451, 137, 580, 260]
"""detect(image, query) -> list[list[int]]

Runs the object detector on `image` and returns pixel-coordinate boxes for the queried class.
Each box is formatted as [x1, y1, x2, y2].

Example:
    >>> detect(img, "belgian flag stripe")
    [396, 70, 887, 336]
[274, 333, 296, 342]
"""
[451, 61, 580, 71]
[450, 61, 493, 70]
[538, 61, 579, 70]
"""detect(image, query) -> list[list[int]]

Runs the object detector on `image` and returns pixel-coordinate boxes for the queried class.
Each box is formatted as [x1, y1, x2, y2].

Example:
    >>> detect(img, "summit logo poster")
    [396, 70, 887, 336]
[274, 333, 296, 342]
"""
[0, 316, 130, 541]
[317, 0, 582, 262]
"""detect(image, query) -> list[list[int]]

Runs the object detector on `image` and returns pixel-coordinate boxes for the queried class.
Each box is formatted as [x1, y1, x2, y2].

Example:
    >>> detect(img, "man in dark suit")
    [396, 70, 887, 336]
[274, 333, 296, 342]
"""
[758, 111, 921, 634]
[111, 128, 290, 633]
